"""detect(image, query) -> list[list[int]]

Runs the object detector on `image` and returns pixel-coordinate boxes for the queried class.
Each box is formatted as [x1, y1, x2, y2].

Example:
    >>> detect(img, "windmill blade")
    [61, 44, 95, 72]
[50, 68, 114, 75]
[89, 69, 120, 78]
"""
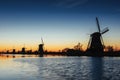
[23, 44, 25, 48]
[87, 36, 92, 49]
[96, 17, 101, 32]
[101, 27, 109, 34]
[100, 36, 104, 48]
[41, 38, 44, 45]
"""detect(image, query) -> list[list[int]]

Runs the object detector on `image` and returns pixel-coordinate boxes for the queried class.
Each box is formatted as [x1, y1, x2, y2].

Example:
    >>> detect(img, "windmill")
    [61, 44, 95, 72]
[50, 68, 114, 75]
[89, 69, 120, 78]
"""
[38, 38, 44, 57]
[21, 44, 26, 53]
[12, 46, 15, 53]
[87, 17, 109, 53]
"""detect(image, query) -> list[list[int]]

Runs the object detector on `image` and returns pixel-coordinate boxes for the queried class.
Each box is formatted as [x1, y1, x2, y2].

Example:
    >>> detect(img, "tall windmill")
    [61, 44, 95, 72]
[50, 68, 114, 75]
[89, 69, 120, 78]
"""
[87, 17, 109, 53]
[38, 38, 44, 57]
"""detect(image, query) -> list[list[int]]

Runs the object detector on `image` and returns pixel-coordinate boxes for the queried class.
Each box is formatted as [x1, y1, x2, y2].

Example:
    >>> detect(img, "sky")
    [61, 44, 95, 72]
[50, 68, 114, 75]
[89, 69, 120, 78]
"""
[0, 0, 120, 51]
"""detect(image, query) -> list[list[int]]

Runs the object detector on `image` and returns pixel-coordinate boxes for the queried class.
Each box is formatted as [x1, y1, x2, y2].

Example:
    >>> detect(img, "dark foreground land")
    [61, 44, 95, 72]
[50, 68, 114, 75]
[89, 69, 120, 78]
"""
[1, 50, 120, 57]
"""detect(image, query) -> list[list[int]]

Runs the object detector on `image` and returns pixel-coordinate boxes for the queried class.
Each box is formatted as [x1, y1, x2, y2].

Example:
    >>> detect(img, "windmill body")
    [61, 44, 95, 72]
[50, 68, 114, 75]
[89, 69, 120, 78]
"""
[22, 47, 25, 53]
[38, 38, 44, 57]
[38, 44, 44, 53]
[88, 32, 103, 52]
[87, 17, 109, 53]
[12, 49, 16, 54]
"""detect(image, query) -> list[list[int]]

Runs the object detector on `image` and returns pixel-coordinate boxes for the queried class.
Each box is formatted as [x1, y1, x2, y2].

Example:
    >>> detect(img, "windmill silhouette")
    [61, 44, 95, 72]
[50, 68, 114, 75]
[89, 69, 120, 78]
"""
[87, 17, 109, 53]
[21, 44, 26, 54]
[38, 38, 44, 57]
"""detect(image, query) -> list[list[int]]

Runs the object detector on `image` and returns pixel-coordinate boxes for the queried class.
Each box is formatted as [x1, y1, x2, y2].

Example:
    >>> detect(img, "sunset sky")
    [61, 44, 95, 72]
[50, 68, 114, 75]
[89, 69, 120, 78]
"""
[0, 0, 120, 51]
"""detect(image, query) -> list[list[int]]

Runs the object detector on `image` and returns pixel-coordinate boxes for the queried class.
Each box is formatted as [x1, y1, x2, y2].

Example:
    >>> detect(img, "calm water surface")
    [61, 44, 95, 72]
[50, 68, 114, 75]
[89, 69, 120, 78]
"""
[0, 56, 120, 80]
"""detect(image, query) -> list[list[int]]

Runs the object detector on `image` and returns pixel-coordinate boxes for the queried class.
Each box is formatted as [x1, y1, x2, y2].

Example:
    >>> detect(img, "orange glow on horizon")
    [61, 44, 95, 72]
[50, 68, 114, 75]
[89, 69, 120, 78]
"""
[0, 41, 120, 52]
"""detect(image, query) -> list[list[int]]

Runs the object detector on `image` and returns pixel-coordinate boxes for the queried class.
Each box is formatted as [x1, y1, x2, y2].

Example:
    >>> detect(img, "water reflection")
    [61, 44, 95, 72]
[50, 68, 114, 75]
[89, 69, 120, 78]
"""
[0, 54, 39, 59]
[1, 56, 120, 80]
[13, 57, 92, 80]
[91, 57, 103, 80]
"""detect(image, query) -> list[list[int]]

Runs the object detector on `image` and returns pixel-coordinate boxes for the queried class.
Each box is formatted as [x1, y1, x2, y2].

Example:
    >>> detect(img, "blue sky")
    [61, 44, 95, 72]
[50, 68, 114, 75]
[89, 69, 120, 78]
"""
[0, 0, 120, 51]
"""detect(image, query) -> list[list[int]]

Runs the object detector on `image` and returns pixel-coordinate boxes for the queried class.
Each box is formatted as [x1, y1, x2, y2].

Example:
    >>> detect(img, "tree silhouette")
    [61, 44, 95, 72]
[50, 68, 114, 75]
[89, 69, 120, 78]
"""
[74, 43, 83, 51]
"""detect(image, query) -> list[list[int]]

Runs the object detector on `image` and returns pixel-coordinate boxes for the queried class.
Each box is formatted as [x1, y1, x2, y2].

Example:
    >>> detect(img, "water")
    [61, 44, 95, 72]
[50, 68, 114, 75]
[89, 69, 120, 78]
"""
[0, 56, 120, 80]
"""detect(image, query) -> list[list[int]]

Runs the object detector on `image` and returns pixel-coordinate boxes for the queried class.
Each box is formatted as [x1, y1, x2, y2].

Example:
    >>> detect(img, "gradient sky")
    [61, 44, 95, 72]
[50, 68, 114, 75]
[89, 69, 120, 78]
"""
[0, 0, 120, 51]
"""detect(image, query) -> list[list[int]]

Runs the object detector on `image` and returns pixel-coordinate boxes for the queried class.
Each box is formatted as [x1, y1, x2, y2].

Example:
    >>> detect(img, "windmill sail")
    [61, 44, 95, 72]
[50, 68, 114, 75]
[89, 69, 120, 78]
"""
[41, 38, 44, 45]
[96, 17, 101, 32]
[101, 27, 109, 34]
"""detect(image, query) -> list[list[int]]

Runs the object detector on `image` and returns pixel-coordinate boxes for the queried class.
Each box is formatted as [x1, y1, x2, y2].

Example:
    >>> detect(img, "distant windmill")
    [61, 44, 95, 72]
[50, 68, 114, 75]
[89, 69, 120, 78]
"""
[12, 46, 16, 53]
[87, 17, 109, 53]
[38, 38, 44, 57]
[21, 44, 26, 53]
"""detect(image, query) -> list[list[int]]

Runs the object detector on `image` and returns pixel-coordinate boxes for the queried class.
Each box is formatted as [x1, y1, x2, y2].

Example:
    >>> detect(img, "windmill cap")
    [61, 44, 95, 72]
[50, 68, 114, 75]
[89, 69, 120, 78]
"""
[91, 32, 101, 37]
